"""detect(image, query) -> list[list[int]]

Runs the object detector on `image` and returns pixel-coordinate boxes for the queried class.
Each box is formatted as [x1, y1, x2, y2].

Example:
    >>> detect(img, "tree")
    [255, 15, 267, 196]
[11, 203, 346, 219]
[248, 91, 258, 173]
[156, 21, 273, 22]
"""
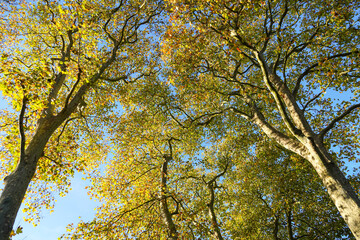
[161, 0, 360, 237]
[61, 77, 227, 238]
[64, 72, 353, 239]
[61, 83, 197, 238]
[0, 0, 162, 238]
[1, 0, 360, 238]
[65, 107, 354, 238]
[222, 140, 354, 239]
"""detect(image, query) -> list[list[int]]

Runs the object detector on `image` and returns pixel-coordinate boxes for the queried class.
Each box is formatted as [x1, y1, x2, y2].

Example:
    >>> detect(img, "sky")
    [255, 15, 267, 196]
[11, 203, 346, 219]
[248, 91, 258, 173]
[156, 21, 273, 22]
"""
[13, 174, 98, 240]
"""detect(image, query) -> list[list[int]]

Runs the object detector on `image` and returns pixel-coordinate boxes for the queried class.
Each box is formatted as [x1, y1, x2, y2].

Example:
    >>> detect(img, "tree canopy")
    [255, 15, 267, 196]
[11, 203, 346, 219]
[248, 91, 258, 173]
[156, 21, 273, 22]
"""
[0, 0, 360, 239]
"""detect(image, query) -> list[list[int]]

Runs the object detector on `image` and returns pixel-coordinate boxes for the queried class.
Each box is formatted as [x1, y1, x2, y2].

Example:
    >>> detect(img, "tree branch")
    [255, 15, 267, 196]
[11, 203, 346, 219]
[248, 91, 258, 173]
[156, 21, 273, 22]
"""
[100, 75, 127, 82]
[103, 3, 123, 44]
[254, 51, 303, 137]
[293, 50, 359, 97]
[19, 95, 28, 162]
[64, 67, 82, 108]
[204, 161, 228, 240]
[302, 89, 326, 112]
[43, 155, 62, 166]
[55, 117, 78, 144]
[251, 105, 308, 158]
[319, 103, 360, 141]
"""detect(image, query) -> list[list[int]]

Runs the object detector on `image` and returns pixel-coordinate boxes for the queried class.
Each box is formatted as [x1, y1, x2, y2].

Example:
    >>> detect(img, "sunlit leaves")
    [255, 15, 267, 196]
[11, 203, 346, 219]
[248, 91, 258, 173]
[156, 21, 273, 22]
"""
[0, 0, 162, 228]
[1, 0, 359, 238]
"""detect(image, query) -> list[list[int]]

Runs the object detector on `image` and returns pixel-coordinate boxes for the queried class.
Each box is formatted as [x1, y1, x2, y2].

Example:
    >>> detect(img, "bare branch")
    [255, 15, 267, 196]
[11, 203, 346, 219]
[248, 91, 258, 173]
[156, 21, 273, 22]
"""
[293, 50, 359, 97]
[55, 117, 78, 144]
[100, 75, 127, 83]
[319, 103, 360, 141]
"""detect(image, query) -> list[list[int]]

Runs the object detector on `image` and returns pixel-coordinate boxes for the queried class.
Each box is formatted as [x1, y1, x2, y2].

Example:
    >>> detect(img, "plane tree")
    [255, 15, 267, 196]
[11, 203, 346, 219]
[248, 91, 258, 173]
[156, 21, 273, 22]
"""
[61, 74, 233, 239]
[64, 71, 354, 239]
[0, 0, 162, 238]
[161, 0, 360, 237]
[1, 0, 360, 238]
[221, 139, 355, 239]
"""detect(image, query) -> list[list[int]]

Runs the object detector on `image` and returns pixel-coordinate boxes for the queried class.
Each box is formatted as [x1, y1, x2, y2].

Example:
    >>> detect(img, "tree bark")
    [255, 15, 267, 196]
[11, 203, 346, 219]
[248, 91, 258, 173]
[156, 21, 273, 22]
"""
[286, 207, 294, 240]
[206, 182, 224, 240]
[305, 141, 360, 239]
[253, 111, 360, 239]
[250, 52, 360, 239]
[0, 159, 37, 239]
[0, 101, 81, 239]
[0, 116, 56, 239]
[159, 155, 178, 240]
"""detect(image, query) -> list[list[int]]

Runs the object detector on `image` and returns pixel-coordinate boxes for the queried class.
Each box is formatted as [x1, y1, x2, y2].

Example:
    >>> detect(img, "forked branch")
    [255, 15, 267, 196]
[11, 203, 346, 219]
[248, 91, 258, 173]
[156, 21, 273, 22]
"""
[293, 50, 359, 97]
[319, 103, 360, 141]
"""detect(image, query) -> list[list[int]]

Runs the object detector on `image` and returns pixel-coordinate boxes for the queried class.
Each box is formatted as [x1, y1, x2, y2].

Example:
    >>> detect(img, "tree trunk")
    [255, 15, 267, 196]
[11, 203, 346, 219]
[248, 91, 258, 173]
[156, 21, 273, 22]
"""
[272, 215, 280, 240]
[160, 156, 178, 240]
[250, 56, 360, 238]
[252, 110, 360, 239]
[0, 115, 67, 239]
[0, 159, 37, 239]
[286, 207, 294, 240]
[207, 183, 224, 240]
[305, 141, 360, 239]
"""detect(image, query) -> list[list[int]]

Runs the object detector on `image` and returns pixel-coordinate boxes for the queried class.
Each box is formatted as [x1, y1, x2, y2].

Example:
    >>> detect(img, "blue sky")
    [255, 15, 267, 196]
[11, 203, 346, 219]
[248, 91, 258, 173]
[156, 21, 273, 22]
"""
[12, 173, 98, 240]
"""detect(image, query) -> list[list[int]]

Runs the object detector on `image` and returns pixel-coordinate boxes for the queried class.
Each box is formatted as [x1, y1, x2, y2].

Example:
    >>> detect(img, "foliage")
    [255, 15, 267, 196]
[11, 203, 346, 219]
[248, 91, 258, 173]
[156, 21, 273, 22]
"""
[223, 141, 354, 239]
[157, 0, 360, 236]
[65, 100, 354, 239]
[1, 0, 360, 239]
[0, 0, 161, 226]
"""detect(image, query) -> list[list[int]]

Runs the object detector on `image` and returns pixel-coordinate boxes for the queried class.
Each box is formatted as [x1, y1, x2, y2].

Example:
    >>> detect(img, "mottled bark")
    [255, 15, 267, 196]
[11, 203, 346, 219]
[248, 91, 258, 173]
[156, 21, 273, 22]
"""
[253, 104, 360, 239]
[250, 51, 360, 239]
[306, 142, 360, 240]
